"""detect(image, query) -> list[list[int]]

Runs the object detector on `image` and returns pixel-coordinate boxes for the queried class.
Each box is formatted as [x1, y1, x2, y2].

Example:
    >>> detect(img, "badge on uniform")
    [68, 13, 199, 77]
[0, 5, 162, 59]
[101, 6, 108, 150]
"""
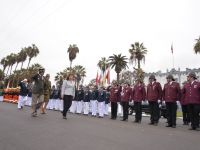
[194, 85, 197, 88]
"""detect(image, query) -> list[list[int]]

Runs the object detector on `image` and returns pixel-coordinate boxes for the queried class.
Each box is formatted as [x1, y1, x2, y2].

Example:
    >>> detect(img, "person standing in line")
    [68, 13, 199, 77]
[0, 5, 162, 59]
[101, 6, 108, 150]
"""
[76, 85, 84, 114]
[162, 75, 181, 128]
[97, 86, 106, 118]
[31, 68, 45, 117]
[110, 82, 121, 120]
[104, 86, 111, 116]
[61, 73, 75, 119]
[180, 81, 190, 125]
[17, 79, 29, 109]
[41, 74, 51, 114]
[182, 72, 200, 130]
[83, 86, 91, 115]
[90, 85, 99, 117]
[121, 83, 132, 121]
[146, 75, 162, 125]
[132, 79, 146, 123]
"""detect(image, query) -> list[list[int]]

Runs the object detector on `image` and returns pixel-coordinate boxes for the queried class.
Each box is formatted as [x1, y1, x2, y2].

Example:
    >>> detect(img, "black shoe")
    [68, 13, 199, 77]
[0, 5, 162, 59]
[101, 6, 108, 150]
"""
[166, 125, 172, 127]
[63, 116, 67, 119]
[148, 122, 154, 125]
[121, 119, 127, 121]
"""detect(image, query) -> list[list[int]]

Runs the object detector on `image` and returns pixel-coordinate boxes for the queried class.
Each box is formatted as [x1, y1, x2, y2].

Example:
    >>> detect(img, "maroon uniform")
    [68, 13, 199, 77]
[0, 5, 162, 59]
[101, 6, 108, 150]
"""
[147, 82, 162, 101]
[121, 87, 132, 102]
[162, 82, 181, 102]
[132, 83, 146, 102]
[147, 81, 162, 124]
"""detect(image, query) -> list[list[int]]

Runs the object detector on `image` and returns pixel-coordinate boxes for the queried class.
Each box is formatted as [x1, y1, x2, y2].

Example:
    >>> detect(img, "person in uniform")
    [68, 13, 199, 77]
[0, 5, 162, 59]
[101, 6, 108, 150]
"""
[146, 75, 162, 125]
[90, 85, 99, 117]
[180, 81, 190, 125]
[97, 86, 106, 118]
[110, 81, 121, 120]
[162, 74, 181, 128]
[83, 86, 91, 115]
[76, 85, 84, 114]
[121, 83, 132, 121]
[104, 86, 111, 116]
[41, 74, 51, 114]
[132, 79, 146, 123]
[17, 79, 29, 109]
[31, 67, 45, 117]
[182, 72, 200, 130]
[61, 73, 75, 119]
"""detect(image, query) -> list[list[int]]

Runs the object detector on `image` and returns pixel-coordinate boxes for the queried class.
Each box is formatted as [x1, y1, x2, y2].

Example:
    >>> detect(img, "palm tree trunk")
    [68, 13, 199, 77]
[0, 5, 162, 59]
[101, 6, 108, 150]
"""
[14, 63, 19, 72]
[117, 73, 119, 84]
[21, 62, 24, 69]
[10, 65, 13, 75]
[137, 60, 141, 69]
[27, 58, 31, 69]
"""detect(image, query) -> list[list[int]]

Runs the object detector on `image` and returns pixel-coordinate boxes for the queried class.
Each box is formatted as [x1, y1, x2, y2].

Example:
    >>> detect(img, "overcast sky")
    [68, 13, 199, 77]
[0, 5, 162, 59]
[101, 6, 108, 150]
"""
[0, 0, 200, 84]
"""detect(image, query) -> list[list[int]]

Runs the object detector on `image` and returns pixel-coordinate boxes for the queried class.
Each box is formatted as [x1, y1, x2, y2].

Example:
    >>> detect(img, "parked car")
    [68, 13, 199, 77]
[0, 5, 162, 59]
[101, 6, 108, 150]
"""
[128, 101, 167, 118]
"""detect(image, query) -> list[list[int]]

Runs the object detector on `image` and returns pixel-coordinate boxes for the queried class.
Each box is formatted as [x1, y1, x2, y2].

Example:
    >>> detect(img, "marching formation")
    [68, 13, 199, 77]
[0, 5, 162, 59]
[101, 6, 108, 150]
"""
[15, 68, 200, 131]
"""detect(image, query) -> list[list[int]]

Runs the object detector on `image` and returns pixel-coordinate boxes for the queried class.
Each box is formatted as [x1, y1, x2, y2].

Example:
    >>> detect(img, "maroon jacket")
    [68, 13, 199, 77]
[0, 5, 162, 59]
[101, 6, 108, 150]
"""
[132, 83, 146, 102]
[147, 82, 162, 102]
[182, 81, 200, 104]
[110, 86, 121, 103]
[121, 86, 132, 102]
[162, 82, 181, 102]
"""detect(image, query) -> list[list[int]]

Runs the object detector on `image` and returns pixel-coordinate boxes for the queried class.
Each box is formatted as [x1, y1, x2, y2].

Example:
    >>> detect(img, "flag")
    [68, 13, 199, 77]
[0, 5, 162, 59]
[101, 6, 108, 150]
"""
[98, 71, 103, 85]
[105, 67, 110, 85]
[96, 71, 99, 85]
[171, 43, 173, 54]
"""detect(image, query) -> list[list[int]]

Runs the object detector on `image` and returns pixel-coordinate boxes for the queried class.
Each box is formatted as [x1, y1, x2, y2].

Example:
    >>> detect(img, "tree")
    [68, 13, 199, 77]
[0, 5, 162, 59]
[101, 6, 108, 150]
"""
[194, 36, 200, 54]
[73, 65, 86, 88]
[129, 42, 147, 69]
[97, 57, 109, 73]
[14, 53, 21, 72]
[108, 54, 128, 83]
[19, 48, 27, 69]
[67, 44, 79, 68]
[0, 57, 8, 74]
[26, 44, 39, 69]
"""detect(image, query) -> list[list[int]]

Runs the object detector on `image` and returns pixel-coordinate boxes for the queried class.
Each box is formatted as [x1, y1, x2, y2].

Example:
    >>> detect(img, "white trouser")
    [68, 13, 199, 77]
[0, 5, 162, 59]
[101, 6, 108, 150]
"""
[0, 96, 3, 102]
[77, 101, 83, 114]
[46, 99, 52, 109]
[98, 102, 105, 117]
[70, 101, 76, 113]
[49, 99, 56, 109]
[83, 102, 89, 115]
[90, 100, 97, 116]
[117, 102, 123, 117]
[18, 95, 27, 109]
[104, 103, 109, 115]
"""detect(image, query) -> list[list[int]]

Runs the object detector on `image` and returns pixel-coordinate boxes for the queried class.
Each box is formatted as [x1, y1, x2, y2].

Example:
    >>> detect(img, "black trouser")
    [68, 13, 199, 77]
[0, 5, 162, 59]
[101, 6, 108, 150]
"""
[63, 95, 73, 117]
[134, 102, 142, 122]
[181, 104, 190, 124]
[111, 102, 118, 119]
[122, 101, 129, 120]
[188, 104, 200, 129]
[149, 101, 160, 123]
[166, 102, 177, 126]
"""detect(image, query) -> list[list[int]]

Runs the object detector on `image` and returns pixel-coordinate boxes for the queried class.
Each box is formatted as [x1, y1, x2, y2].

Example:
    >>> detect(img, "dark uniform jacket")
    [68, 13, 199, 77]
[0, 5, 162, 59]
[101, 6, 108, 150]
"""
[162, 82, 181, 102]
[91, 89, 99, 100]
[105, 91, 110, 104]
[32, 74, 44, 95]
[132, 83, 146, 102]
[121, 87, 132, 102]
[77, 89, 84, 101]
[18, 82, 28, 96]
[147, 82, 162, 102]
[182, 81, 200, 104]
[83, 90, 91, 102]
[97, 90, 106, 102]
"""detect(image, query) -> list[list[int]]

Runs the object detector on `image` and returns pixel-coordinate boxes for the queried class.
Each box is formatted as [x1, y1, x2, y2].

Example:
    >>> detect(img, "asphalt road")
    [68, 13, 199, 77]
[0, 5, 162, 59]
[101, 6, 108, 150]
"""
[0, 102, 200, 150]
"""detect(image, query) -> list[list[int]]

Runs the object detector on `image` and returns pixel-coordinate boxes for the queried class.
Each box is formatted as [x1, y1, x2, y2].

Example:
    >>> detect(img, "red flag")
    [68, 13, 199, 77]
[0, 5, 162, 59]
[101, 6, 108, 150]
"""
[171, 43, 173, 54]
[96, 71, 99, 85]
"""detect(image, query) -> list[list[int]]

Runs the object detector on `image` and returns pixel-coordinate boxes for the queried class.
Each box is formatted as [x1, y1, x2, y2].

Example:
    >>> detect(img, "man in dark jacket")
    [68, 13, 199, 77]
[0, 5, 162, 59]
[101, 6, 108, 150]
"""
[18, 79, 28, 109]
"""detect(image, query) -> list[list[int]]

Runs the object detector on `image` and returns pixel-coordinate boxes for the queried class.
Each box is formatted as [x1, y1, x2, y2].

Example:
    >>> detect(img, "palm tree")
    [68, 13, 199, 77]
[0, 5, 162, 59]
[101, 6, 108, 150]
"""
[108, 54, 128, 83]
[97, 57, 109, 73]
[0, 57, 8, 74]
[67, 44, 79, 68]
[9, 53, 17, 75]
[14, 53, 21, 72]
[26, 44, 39, 69]
[194, 36, 200, 54]
[129, 42, 147, 69]
[73, 65, 86, 88]
[19, 48, 27, 69]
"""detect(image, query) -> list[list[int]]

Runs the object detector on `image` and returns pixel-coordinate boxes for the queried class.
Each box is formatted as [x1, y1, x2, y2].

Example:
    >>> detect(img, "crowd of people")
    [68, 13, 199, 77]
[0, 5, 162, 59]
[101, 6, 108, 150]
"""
[15, 68, 200, 131]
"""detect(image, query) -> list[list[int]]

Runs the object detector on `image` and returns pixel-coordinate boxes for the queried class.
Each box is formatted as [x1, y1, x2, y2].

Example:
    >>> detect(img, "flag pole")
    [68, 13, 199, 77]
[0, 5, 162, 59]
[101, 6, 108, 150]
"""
[171, 43, 174, 68]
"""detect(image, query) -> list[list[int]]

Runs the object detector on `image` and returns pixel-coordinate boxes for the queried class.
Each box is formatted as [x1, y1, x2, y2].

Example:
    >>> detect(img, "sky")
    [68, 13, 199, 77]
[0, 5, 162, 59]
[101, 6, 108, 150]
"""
[0, 0, 200, 85]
